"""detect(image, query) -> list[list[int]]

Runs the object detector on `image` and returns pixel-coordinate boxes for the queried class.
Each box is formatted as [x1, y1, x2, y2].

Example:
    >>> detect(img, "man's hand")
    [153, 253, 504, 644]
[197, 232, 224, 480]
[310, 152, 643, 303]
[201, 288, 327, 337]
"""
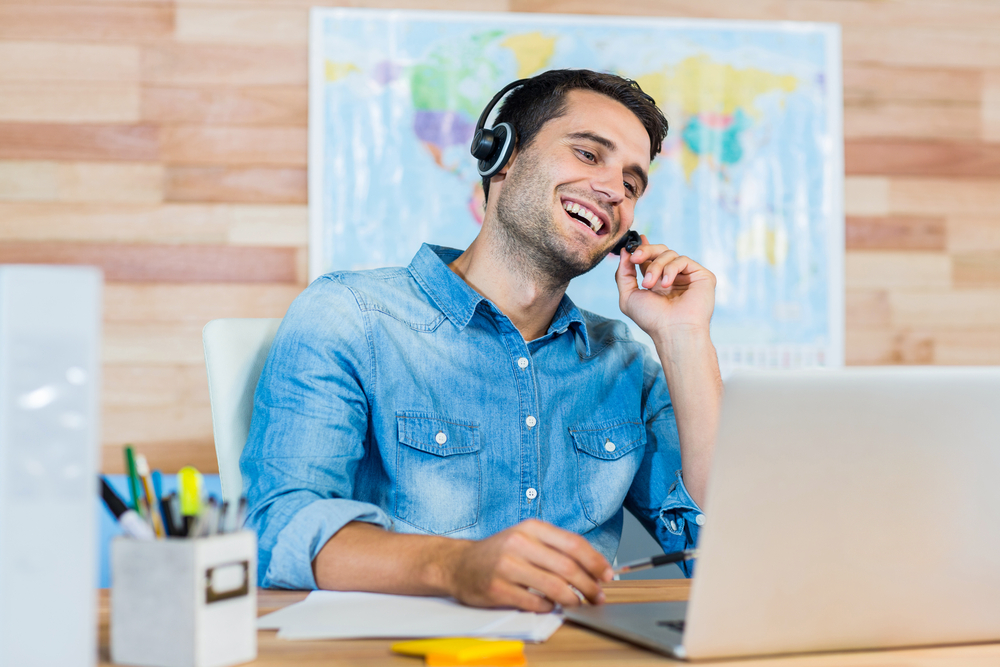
[313, 520, 613, 614]
[443, 519, 614, 612]
[614, 234, 716, 338]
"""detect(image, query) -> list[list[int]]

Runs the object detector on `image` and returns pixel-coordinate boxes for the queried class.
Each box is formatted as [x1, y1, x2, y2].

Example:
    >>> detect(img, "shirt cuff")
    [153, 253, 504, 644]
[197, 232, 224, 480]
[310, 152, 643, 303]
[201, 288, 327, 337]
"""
[262, 499, 393, 590]
[657, 469, 705, 577]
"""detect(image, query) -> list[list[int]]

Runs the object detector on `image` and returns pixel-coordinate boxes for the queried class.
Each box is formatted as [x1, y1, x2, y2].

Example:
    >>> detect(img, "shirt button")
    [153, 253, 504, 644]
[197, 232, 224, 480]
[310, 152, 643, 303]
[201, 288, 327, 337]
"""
[695, 514, 706, 526]
[435, 431, 447, 445]
[526, 488, 537, 500]
[517, 357, 529, 369]
[604, 440, 616, 452]
[669, 520, 677, 531]
[525, 416, 536, 428]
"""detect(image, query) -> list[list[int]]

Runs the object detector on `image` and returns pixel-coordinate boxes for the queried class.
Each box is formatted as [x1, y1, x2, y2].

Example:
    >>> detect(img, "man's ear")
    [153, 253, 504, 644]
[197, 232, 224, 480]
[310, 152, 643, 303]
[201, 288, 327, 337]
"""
[491, 147, 518, 183]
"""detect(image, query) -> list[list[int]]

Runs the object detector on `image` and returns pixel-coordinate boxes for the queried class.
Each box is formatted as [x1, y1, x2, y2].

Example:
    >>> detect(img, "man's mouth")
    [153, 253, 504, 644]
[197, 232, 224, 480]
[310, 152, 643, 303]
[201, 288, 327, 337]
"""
[562, 200, 607, 235]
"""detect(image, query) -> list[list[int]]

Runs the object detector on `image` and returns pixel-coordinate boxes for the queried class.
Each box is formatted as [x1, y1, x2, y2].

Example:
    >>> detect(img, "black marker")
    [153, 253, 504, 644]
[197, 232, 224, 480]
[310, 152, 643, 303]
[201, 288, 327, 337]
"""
[100, 476, 155, 540]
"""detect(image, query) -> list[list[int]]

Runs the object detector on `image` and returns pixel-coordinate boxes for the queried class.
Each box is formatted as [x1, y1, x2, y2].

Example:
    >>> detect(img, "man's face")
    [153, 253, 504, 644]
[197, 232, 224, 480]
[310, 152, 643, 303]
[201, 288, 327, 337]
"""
[492, 89, 652, 284]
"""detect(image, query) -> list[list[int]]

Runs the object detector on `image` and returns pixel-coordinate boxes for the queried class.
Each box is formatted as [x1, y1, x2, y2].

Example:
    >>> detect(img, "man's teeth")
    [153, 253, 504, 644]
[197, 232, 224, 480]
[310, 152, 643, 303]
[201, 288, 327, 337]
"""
[563, 202, 603, 233]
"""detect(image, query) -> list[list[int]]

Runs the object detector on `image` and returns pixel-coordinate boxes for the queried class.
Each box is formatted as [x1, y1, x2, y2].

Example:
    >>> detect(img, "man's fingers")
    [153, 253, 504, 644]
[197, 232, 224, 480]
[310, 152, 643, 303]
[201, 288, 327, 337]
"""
[520, 520, 613, 583]
[506, 558, 589, 608]
[492, 579, 556, 613]
[508, 535, 605, 604]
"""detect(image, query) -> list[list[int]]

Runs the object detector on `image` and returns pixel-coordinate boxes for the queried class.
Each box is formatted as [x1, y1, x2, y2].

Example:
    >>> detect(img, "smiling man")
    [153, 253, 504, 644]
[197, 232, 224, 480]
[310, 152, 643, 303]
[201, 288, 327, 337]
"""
[241, 69, 723, 612]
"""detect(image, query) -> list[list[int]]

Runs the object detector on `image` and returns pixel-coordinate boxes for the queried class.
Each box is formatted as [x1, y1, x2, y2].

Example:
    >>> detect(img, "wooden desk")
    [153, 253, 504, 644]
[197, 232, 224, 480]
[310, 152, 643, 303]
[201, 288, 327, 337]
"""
[97, 581, 1000, 666]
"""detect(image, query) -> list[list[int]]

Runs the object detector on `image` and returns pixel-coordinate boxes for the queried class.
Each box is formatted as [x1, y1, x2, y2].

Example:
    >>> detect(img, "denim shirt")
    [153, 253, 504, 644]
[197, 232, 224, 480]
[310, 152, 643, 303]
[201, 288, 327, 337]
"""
[242, 244, 703, 589]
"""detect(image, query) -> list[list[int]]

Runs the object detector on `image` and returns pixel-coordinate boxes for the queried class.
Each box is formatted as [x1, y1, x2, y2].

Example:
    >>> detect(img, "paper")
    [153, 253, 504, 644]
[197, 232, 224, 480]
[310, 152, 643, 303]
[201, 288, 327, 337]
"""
[257, 590, 562, 642]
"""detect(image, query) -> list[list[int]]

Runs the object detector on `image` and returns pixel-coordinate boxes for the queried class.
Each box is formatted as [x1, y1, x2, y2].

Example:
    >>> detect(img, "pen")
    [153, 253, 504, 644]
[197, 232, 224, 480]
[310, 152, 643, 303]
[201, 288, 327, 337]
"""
[135, 454, 166, 538]
[100, 476, 154, 540]
[123, 445, 144, 517]
[613, 549, 698, 575]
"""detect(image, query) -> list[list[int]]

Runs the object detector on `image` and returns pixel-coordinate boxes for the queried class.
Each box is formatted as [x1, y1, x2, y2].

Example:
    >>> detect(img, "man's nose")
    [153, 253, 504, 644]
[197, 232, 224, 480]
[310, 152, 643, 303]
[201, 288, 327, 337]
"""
[591, 166, 626, 204]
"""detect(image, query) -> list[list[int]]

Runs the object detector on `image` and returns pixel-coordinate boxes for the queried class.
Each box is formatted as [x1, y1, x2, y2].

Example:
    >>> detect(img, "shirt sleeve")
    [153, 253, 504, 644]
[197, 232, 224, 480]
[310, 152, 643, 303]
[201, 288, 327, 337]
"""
[623, 344, 705, 577]
[240, 277, 392, 590]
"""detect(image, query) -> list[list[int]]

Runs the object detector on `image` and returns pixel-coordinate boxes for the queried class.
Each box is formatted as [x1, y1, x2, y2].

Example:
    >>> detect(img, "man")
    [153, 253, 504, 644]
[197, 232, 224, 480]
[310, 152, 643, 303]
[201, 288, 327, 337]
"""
[242, 69, 722, 612]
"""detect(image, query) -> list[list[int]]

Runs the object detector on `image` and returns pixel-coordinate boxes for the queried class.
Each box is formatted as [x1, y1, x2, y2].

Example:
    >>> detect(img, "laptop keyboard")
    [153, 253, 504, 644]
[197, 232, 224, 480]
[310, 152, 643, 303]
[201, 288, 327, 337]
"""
[656, 620, 686, 633]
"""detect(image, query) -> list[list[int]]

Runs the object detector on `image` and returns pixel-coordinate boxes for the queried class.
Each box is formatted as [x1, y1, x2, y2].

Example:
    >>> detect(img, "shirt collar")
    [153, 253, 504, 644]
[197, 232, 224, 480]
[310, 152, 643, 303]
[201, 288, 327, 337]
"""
[408, 243, 592, 353]
[408, 244, 484, 330]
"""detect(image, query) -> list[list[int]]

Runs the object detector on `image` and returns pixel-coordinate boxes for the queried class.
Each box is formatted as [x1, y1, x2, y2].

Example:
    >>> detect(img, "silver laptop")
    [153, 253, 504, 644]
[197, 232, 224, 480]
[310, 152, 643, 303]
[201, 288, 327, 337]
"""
[565, 367, 1000, 660]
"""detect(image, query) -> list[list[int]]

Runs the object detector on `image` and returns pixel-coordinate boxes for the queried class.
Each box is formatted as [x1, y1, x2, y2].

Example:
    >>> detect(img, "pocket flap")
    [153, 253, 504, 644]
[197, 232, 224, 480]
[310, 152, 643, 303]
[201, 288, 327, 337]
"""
[397, 413, 480, 457]
[570, 420, 646, 460]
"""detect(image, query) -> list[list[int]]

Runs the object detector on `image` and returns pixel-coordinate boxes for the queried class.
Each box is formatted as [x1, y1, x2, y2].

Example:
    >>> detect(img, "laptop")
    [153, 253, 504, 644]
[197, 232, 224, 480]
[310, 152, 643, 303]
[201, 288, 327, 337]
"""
[565, 367, 1000, 660]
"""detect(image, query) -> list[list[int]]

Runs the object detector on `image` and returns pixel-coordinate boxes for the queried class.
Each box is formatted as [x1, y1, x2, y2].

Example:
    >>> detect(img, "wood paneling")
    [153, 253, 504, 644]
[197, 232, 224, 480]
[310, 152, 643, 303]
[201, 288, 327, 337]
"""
[104, 283, 300, 321]
[845, 140, 1000, 178]
[142, 43, 307, 85]
[0, 4, 173, 41]
[174, 6, 308, 44]
[845, 216, 945, 251]
[161, 126, 306, 165]
[0, 161, 163, 203]
[985, 70, 1000, 142]
[0, 123, 159, 161]
[0, 82, 140, 123]
[0, 41, 140, 82]
[0, 201, 305, 244]
[843, 102, 981, 140]
[166, 165, 306, 203]
[1, 0, 997, 471]
[844, 176, 889, 216]
[141, 86, 307, 125]
[0, 243, 297, 282]
[845, 251, 951, 290]
[843, 65, 981, 105]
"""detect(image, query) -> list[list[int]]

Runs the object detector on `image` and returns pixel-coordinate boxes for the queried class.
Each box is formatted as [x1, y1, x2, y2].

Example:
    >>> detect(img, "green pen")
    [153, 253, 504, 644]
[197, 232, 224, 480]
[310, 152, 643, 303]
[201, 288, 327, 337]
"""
[123, 445, 145, 517]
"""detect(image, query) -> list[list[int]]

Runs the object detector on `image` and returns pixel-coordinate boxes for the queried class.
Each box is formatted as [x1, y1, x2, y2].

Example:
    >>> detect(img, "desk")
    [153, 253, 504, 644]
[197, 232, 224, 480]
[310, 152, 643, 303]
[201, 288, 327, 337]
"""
[97, 581, 1000, 666]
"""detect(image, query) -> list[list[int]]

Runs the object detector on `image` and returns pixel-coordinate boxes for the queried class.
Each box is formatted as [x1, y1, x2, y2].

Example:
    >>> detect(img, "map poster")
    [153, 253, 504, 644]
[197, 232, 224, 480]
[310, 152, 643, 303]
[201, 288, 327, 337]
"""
[308, 9, 844, 374]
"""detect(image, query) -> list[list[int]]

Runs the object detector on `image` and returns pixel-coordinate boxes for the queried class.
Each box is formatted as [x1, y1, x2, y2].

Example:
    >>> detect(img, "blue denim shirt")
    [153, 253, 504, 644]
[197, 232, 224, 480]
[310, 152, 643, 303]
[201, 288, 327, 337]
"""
[242, 244, 703, 589]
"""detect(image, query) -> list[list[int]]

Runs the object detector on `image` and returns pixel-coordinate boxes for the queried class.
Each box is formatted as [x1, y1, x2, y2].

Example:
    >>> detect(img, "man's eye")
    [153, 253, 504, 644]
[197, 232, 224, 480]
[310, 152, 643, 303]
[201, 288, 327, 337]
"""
[578, 149, 596, 162]
[624, 181, 637, 196]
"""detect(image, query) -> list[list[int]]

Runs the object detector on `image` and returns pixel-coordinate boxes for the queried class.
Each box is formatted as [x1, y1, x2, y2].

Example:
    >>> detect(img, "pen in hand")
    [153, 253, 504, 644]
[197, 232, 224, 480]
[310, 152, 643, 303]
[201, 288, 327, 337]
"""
[613, 549, 698, 575]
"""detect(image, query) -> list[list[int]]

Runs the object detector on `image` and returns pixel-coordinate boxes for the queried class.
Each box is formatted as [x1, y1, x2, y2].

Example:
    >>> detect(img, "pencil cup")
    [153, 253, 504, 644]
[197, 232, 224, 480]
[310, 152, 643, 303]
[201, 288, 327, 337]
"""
[111, 531, 258, 667]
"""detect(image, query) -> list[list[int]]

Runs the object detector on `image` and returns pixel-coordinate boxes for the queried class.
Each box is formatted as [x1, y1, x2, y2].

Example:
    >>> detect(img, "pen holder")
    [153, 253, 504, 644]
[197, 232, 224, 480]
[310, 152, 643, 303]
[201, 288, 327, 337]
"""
[111, 531, 258, 667]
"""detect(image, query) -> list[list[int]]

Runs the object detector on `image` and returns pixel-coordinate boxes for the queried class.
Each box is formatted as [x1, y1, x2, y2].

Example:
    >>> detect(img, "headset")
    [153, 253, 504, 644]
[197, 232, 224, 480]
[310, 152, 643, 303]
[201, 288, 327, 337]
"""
[469, 78, 528, 179]
[469, 77, 643, 256]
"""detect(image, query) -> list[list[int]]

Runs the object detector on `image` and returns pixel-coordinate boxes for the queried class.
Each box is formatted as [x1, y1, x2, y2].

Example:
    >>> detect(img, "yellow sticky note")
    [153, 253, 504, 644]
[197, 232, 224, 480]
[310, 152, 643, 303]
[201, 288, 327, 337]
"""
[391, 638, 525, 665]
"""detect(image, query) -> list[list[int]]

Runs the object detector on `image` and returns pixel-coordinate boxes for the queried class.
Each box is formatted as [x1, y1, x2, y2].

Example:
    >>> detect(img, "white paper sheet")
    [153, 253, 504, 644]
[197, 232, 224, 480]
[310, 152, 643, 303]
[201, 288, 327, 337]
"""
[257, 590, 562, 642]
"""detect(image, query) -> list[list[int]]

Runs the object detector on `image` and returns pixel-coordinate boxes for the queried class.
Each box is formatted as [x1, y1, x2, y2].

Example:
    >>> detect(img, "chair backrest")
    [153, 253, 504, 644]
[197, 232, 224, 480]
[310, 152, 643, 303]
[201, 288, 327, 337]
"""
[203, 318, 282, 503]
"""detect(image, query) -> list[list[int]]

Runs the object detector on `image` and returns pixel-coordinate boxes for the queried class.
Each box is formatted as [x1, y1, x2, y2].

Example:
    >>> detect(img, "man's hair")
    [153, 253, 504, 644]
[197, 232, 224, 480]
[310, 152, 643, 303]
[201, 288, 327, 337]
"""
[481, 69, 669, 202]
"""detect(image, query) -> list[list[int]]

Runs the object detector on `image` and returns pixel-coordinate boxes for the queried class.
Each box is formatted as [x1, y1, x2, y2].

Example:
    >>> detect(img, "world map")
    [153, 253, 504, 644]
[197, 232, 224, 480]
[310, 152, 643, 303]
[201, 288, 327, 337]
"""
[310, 10, 843, 371]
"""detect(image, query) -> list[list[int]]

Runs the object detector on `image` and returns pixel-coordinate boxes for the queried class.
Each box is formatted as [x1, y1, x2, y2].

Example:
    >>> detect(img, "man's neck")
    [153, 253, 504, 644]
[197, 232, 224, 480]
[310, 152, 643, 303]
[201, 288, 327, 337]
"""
[448, 233, 568, 342]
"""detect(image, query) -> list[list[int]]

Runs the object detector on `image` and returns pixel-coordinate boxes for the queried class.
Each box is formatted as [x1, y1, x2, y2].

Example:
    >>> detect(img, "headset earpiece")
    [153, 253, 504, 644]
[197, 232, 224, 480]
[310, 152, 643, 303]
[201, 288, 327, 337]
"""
[471, 79, 528, 180]
[475, 122, 516, 178]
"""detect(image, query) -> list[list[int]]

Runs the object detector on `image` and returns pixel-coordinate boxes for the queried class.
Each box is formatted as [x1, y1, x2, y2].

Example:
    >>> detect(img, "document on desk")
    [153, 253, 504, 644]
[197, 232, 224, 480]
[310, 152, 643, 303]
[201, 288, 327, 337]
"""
[257, 591, 563, 642]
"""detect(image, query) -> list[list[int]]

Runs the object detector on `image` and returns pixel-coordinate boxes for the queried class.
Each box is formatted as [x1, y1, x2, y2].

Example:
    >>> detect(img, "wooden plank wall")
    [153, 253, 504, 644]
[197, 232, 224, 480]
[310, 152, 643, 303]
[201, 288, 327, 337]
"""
[1, 0, 998, 473]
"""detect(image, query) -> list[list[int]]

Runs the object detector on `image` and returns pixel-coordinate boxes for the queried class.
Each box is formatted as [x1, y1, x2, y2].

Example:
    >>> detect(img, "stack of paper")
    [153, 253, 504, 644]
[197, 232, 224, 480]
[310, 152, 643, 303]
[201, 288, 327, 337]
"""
[257, 591, 563, 642]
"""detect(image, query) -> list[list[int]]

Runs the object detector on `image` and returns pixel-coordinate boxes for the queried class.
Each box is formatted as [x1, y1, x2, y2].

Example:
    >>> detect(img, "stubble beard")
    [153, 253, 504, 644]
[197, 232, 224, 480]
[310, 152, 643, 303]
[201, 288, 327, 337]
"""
[493, 151, 610, 291]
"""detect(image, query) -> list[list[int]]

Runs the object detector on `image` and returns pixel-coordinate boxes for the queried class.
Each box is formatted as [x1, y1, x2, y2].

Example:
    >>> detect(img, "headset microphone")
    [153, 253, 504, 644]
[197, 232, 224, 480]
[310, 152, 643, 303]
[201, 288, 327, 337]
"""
[470, 78, 528, 179]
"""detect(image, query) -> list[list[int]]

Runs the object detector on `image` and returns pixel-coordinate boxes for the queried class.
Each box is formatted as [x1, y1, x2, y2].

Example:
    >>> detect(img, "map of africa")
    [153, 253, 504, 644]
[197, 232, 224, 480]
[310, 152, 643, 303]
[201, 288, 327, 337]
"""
[309, 10, 844, 372]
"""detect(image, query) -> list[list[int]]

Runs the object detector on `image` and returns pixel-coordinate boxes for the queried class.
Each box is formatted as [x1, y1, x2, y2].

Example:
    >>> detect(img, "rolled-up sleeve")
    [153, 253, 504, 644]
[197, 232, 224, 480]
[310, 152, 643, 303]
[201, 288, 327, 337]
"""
[240, 277, 391, 589]
[624, 346, 704, 577]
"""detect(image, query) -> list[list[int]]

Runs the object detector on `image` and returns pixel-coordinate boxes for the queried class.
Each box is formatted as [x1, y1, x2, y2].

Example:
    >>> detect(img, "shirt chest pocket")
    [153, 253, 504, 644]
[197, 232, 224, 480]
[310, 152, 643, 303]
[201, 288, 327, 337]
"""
[394, 413, 481, 535]
[570, 420, 646, 527]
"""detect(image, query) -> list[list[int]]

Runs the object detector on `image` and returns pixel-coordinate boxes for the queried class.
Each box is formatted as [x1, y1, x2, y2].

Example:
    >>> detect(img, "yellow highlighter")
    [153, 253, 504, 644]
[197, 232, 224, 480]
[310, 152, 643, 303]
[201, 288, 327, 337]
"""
[391, 638, 525, 666]
[177, 466, 203, 537]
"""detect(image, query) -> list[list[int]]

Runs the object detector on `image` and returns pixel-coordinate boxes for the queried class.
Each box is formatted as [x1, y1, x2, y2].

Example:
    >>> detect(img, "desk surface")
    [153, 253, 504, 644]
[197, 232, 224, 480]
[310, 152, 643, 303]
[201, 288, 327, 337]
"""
[97, 581, 1000, 666]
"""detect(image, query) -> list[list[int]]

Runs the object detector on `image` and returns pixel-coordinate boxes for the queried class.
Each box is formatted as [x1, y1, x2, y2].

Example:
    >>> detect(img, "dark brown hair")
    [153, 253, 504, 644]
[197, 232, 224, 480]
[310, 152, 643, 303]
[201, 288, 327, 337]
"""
[482, 69, 668, 201]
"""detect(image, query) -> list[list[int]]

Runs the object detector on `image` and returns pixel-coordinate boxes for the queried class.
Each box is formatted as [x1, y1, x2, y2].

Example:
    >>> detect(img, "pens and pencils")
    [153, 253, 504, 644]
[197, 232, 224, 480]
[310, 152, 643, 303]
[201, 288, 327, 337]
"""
[99, 447, 248, 540]
[613, 549, 698, 575]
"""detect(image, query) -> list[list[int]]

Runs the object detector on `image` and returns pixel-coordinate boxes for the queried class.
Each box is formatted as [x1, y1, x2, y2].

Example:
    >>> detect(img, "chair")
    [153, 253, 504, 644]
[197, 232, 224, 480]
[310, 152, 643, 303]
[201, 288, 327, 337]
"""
[203, 318, 282, 503]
